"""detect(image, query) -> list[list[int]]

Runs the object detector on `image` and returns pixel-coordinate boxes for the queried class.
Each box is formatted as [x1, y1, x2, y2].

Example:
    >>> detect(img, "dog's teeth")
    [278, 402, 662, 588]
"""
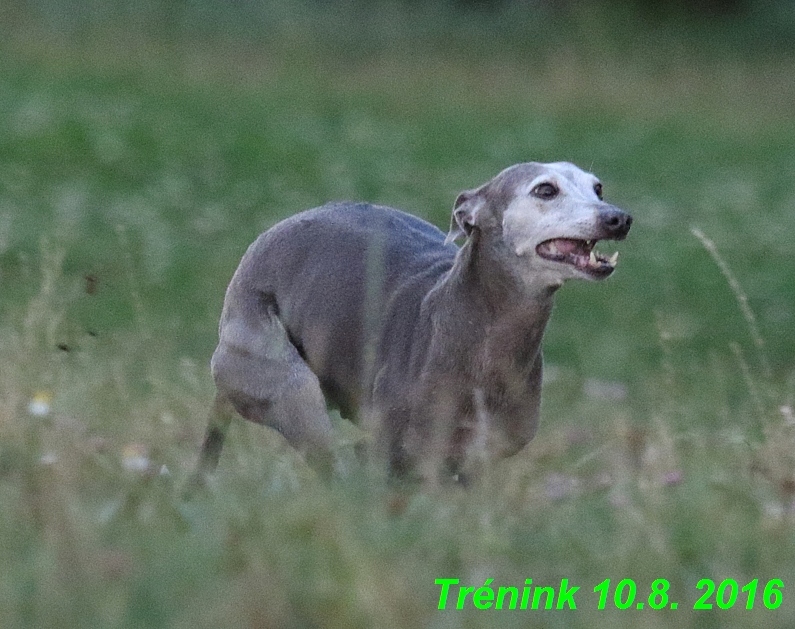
[608, 252, 619, 266]
[589, 250, 597, 266]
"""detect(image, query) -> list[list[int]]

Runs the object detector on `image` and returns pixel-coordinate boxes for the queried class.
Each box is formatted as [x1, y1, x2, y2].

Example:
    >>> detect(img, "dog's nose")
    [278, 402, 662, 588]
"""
[598, 207, 632, 240]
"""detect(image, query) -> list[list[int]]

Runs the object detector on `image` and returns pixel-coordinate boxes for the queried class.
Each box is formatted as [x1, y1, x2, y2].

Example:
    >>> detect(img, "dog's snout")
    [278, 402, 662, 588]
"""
[598, 207, 632, 239]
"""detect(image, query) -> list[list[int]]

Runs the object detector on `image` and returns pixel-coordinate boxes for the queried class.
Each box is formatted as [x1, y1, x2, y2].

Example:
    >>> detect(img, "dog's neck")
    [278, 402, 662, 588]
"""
[425, 239, 558, 374]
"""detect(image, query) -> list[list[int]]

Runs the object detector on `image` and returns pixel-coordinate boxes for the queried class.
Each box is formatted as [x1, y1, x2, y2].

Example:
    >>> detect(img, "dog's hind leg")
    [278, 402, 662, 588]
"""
[186, 393, 235, 492]
[193, 294, 336, 485]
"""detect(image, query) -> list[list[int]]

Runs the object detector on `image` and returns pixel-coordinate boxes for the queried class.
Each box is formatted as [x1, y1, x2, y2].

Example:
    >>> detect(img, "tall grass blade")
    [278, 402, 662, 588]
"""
[691, 227, 771, 378]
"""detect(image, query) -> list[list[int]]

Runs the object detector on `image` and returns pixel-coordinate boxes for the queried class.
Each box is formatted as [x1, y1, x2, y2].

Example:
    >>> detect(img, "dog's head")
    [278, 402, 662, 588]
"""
[446, 162, 632, 286]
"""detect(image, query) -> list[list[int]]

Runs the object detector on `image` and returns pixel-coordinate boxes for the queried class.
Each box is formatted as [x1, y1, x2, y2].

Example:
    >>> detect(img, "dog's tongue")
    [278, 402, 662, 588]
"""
[541, 238, 586, 255]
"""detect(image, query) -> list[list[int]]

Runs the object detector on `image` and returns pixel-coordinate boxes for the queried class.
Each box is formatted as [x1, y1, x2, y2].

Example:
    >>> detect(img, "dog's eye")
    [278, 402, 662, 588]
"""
[532, 183, 559, 200]
[594, 183, 603, 200]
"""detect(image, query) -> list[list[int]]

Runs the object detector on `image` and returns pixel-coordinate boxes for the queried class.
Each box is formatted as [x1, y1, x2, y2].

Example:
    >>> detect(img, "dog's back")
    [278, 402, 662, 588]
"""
[216, 202, 456, 418]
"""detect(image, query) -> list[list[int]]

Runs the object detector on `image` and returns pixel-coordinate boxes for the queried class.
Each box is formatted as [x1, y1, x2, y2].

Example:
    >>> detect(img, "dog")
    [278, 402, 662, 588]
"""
[192, 162, 631, 485]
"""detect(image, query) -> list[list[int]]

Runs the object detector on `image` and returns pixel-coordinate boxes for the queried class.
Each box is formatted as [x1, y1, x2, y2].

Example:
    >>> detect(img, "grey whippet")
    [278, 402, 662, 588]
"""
[192, 161, 631, 484]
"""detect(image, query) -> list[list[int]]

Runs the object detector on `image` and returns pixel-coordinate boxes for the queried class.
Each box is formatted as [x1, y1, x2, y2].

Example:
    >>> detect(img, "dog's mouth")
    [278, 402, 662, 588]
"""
[536, 238, 619, 278]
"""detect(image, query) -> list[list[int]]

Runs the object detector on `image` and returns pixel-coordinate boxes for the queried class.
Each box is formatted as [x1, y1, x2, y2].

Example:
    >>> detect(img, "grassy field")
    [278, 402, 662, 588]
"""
[2, 3, 795, 627]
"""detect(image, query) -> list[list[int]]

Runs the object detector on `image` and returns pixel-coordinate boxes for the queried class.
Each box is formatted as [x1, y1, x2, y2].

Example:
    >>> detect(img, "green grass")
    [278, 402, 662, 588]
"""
[2, 4, 795, 627]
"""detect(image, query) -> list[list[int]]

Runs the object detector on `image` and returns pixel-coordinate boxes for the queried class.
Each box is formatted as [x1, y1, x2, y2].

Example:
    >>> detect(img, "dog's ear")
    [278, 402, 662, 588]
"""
[445, 188, 483, 245]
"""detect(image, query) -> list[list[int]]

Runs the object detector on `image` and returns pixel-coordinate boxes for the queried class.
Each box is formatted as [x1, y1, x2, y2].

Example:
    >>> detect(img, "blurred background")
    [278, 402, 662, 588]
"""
[1, 1, 795, 627]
